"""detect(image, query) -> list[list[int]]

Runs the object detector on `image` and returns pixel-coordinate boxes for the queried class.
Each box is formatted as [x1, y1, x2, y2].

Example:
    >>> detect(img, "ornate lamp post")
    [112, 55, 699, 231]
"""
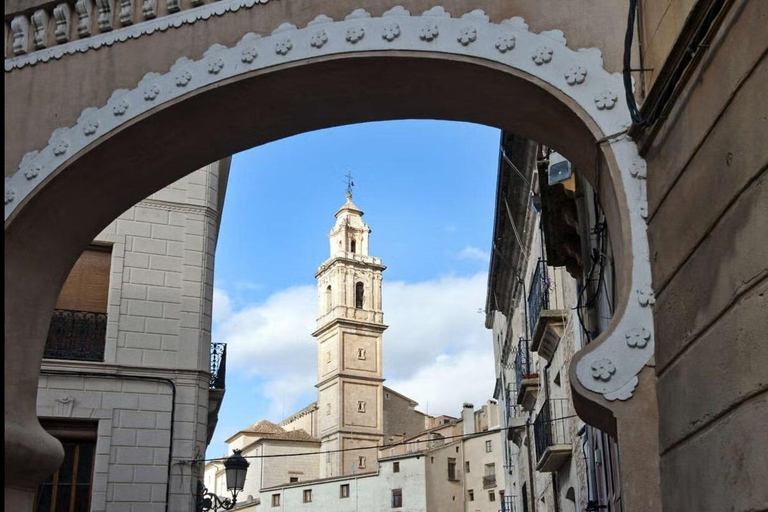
[197, 449, 250, 511]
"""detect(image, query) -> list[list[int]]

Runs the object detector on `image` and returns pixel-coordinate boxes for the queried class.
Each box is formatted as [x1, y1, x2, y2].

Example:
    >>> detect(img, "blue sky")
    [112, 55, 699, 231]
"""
[209, 120, 501, 457]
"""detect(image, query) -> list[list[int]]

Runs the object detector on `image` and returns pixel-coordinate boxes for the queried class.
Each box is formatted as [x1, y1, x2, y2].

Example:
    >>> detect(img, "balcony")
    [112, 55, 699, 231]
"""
[482, 475, 497, 489]
[44, 309, 107, 362]
[528, 261, 568, 362]
[207, 342, 227, 445]
[514, 338, 538, 411]
[501, 495, 518, 512]
[533, 399, 572, 472]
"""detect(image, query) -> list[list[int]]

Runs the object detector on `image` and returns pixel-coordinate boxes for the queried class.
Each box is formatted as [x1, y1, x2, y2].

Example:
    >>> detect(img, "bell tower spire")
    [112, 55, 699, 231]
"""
[313, 185, 386, 478]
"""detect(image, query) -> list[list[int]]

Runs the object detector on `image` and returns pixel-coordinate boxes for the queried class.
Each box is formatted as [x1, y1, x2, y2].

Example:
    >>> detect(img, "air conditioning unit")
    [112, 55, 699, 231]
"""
[547, 152, 572, 186]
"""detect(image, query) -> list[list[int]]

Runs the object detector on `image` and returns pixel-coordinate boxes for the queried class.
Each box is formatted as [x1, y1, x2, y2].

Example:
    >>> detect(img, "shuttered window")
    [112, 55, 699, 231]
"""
[55, 245, 112, 314]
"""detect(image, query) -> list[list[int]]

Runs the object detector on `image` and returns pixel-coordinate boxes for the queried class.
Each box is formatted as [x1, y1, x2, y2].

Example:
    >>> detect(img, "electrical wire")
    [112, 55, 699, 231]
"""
[184, 414, 582, 465]
[624, 0, 647, 125]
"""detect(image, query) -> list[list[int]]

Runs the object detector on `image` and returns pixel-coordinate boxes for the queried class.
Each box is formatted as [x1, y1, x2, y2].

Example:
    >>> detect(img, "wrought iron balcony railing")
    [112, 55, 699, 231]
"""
[514, 338, 532, 392]
[501, 495, 518, 512]
[527, 260, 550, 336]
[44, 308, 107, 362]
[482, 474, 497, 489]
[533, 398, 570, 462]
[210, 342, 227, 389]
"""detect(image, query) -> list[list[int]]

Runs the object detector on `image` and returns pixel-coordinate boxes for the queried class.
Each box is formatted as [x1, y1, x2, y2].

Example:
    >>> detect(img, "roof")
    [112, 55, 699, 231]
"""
[227, 418, 321, 445]
[279, 402, 318, 426]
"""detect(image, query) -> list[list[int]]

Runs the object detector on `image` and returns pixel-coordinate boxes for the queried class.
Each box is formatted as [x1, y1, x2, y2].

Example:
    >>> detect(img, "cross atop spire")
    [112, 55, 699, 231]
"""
[345, 170, 354, 199]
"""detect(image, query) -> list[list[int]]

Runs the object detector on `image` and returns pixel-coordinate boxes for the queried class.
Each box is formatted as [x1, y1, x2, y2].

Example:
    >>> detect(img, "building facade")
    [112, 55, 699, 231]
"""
[485, 134, 623, 512]
[205, 195, 507, 512]
[34, 160, 230, 512]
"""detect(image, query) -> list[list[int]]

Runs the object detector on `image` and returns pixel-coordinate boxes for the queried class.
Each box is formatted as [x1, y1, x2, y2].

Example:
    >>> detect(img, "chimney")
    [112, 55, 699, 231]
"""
[462, 403, 475, 435]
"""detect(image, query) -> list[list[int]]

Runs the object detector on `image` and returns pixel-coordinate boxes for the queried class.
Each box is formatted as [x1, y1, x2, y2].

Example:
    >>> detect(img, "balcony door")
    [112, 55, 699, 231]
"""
[45, 245, 112, 362]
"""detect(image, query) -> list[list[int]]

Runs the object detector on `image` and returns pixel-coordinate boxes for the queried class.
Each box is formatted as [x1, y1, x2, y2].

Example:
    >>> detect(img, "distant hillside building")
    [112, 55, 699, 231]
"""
[206, 194, 506, 511]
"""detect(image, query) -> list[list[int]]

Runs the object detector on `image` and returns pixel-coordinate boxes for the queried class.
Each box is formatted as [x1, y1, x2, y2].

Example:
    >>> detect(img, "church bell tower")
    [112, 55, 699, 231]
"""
[313, 190, 386, 478]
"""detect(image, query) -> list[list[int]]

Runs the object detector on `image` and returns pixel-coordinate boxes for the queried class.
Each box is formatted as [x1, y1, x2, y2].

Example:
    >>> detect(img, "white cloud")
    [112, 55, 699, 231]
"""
[213, 272, 493, 423]
[386, 349, 496, 418]
[212, 288, 233, 325]
[458, 246, 490, 262]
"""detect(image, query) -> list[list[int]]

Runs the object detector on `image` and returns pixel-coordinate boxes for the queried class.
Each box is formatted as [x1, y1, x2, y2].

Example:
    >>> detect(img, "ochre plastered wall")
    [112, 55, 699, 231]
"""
[642, 0, 768, 509]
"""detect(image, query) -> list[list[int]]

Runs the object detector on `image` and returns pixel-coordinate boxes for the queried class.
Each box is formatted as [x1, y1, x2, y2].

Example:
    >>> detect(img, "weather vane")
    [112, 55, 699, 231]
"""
[345, 170, 355, 199]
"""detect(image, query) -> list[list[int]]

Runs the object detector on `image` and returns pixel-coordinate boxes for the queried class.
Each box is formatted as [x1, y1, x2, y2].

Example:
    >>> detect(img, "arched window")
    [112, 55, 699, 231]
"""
[350, 239, 356, 253]
[355, 282, 364, 309]
[325, 285, 332, 313]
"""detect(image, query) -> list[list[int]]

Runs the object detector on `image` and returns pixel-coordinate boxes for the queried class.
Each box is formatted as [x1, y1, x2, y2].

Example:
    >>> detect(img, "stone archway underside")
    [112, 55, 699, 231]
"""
[4, 3, 654, 498]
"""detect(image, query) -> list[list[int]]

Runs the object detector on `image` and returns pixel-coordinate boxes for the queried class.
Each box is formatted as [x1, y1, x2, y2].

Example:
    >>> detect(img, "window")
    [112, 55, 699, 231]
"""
[465, 461, 470, 473]
[393, 461, 400, 473]
[447, 458, 457, 481]
[272, 494, 281, 507]
[350, 240, 356, 253]
[357, 401, 366, 413]
[485, 440, 493, 452]
[35, 420, 97, 512]
[340, 484, 350, 498]
[358, 456, 366, 469]
[303, 489, 312, 503]
[325, 285, 332, 313]
[357, 347, 366, 360]
[326, 351, 331, 363]
[489, 491, 496, 502]
[355, 282, 364, 309]
[391, 489, 403, 508]
[326, 403, 331, 415]
[289, 477, 299, 483]
[468, 490, 474, 501]
[45, 245, 112, 362]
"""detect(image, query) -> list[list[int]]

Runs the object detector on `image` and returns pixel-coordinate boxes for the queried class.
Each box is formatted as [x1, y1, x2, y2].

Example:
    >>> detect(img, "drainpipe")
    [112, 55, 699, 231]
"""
[524, 420, 537, 512]
[40, 369, 177, 512]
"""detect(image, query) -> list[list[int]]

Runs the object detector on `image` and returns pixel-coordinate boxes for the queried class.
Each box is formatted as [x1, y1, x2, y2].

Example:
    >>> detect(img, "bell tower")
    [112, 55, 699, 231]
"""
[313, 190, 386, 478]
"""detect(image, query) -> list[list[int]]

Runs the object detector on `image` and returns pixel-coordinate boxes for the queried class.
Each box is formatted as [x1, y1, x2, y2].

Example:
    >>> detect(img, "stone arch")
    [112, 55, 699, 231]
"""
[4, 5, 654, 501]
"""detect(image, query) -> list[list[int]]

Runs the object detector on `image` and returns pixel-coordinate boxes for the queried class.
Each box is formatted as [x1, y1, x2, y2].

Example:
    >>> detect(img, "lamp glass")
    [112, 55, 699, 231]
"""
[224, 450, 249, 492]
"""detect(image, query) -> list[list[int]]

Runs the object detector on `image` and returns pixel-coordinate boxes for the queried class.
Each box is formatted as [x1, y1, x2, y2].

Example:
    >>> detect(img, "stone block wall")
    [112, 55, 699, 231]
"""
[37, 159, 230, 512]
[641, 1, 768, 510]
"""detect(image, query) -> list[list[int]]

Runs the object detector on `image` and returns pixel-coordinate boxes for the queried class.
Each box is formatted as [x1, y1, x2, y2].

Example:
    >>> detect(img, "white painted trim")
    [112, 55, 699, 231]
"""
[4, 6, 654, 403]
[4, 0, 274, 71]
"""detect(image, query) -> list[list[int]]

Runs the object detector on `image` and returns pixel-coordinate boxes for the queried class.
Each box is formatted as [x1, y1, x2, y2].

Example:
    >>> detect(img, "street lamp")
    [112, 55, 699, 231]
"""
[197, 450, 250, 512]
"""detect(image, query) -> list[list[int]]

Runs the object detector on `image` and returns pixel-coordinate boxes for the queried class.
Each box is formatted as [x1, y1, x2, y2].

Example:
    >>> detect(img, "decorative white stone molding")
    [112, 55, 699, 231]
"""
[142, 0, 156, 20]
[75, 0, 94, 37]
[119, 0, 134, 26]
[96, 0, 114, 32]
[4, 6, 654, 403]
[53, 4, 73, 44]
[11, 16, 30, 55]
[54, 393, 75, 417]
[31, 10, 50, 50]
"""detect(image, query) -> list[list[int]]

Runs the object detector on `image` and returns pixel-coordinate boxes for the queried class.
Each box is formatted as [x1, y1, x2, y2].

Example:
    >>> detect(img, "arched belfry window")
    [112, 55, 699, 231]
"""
[350, 239, 356, 253]
[325, 285, 332, 313]
[355, 282, 364, 309]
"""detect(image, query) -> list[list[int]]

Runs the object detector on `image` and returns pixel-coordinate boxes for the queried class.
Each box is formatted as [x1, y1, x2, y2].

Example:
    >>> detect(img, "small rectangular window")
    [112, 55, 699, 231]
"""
[393, 461, 400, 473]
[357, 348, 366, 360]
[465, 461, 470, 473]
[485, 440, 493, 453]
[272, 494, 281, 507]
[391, 489, 403, 508]
[303, 489, 312, 503]
[447, 459, 457, 481]
[357, 401, 366, 413]
[468, 490, 474, 501]
[489, 491, 496, 502]
[289, 477, 299, 483]
[358, 456, 366, 469]
[340, 484, 350, 498]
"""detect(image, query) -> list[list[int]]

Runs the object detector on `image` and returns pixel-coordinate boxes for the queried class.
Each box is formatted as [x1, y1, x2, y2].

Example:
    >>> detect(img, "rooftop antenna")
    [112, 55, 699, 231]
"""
[345, 170, 355, 199]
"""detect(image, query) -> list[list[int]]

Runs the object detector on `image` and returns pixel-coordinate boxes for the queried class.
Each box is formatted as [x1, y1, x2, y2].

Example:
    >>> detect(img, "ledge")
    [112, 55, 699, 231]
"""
[535, 444, 571, 472]
[516, 377, 539, 412]
[530, 309, 568, 361]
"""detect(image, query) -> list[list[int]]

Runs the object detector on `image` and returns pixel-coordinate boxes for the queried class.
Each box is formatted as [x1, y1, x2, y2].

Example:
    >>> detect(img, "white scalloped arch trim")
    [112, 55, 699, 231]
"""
[3, 5, 654, 402]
